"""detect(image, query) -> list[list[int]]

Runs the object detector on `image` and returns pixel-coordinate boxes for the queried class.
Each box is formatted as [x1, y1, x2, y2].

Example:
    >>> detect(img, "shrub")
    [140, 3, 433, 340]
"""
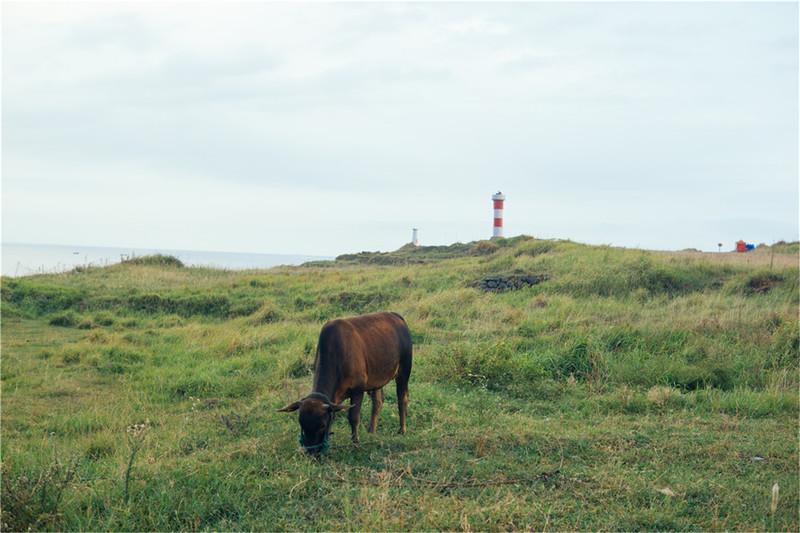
[229, 300, 261, 317]
[179, 436, 209, 455]
[126, 294, 231, 317]
[85, 437, 115, 460]
[61, 350, 81, 365]
[95, 347, 145, 375]
[94, 313, 114, 326]
[557, 255, 729, 298]
[745, 272, 784, 294]
[49, 312, 78, 327]
[514, 240, 557, 257]
[124, 254, 184, 268]
[547, 341, 597, 380]
[327, 291, 391, 313]
[2, 281, 85, 315]
[724, 270, 792, 297]
[169, 375, 219, 399]
[428, 341, 547, 393]
[471, 240, 499, 256]
[646, 386, 682, 407]
[249, 301, 283, 324]
[286, 356, 313, 378]
[0, 302, 23, 318]
[293, 296, 314, 311]
[665, 365, 713, 391]
[768, 323, 800, 369]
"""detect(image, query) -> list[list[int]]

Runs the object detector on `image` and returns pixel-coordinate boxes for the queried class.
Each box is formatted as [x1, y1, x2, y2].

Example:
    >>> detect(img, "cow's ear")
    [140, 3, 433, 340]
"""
[277, 400, 303, 412]
[327, 403, 350, 413]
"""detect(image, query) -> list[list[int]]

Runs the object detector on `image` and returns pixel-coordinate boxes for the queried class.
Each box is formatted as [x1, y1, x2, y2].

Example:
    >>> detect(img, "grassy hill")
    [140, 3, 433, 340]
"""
[2, 236, 798, 531]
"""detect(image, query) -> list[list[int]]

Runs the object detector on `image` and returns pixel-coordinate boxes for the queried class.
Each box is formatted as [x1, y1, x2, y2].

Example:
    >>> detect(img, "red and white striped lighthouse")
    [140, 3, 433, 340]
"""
[492, 191, 505, 238]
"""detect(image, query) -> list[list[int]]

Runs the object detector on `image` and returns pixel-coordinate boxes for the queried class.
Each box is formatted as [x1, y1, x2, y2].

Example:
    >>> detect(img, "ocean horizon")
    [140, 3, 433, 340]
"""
[1, 242, 332, 277]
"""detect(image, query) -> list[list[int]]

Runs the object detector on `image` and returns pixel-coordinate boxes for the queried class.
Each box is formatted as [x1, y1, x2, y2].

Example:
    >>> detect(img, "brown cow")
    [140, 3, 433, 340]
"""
[278, 311, 412, 453]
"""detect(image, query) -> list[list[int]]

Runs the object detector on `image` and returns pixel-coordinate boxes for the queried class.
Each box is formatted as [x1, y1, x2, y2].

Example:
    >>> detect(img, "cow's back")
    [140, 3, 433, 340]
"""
[316, 312, 411, 395]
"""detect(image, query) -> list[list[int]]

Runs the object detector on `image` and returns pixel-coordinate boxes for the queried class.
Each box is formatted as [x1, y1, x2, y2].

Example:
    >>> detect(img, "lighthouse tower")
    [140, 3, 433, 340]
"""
[491, 191, 505, 238]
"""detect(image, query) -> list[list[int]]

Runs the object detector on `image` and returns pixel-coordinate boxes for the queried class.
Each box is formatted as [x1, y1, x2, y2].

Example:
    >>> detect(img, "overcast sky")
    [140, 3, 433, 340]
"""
[2, 2, 797, 256]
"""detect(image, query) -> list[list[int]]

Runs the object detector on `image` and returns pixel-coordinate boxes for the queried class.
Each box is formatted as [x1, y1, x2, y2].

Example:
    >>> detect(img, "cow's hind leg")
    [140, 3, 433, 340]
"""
[348, 390, 364, 444]
[396, 351, 412, 434]
[368, 388, 384, 433]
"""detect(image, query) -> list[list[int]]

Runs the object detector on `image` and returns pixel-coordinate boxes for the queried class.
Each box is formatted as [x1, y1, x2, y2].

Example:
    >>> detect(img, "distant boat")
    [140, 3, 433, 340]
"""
[73, 251, 80, 254]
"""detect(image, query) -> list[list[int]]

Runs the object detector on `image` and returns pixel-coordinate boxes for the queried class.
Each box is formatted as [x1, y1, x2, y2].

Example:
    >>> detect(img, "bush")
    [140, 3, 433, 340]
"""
[94, 347, 145, 374]
[745, 272, 784, 294]
[471, 240, 499, 256]
[663, 361, 734, 391]
[125, 294, 231, 317]
[93, 313, 115, 326]
[2, 281, 85, 315]
[286, 356, 313, 378]
[85, 437, 115, 460]
[327, 291, 392, 313]
[249, 301, 283, 324]
[124, 254, 184, 268]
[514, 240, 558, 257]
[77, 319, 95, 330]
[547, 341, 597, 380]
[61, 350, 81, 365]
[769, 323, 800, 369]
[49, 312, 78, 327]
[557, 255, 728, 298]
[724, 270, 794, 297]
[428, 341, 547, 393]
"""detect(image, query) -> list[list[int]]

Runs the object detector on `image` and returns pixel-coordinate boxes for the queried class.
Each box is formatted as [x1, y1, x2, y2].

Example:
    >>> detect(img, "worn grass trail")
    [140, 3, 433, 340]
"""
[2, 237, 798, 531]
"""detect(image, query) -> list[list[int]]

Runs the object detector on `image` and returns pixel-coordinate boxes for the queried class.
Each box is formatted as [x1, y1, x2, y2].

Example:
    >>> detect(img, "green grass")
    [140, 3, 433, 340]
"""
[2, 237, 798, 531]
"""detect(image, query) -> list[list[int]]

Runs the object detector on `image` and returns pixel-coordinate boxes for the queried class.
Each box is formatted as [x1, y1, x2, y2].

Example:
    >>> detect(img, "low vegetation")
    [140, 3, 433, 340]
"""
[2, 238, 798, 530]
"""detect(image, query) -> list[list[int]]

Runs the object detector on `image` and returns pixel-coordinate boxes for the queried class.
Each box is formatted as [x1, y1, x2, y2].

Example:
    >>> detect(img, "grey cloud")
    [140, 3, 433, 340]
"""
[3, 2, 797, 253]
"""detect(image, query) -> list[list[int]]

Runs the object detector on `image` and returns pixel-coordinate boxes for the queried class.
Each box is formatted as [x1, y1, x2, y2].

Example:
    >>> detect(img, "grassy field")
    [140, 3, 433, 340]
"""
[2, 236, 798, 531]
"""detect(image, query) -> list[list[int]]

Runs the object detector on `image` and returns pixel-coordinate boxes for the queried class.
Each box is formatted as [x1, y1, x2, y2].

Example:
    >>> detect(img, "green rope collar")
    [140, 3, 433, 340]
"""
[298, 431, 330, 453]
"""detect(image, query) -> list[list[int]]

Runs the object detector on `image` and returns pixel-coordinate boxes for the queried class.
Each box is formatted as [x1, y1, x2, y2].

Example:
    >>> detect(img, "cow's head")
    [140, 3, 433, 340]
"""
[278, 393, 348, 454]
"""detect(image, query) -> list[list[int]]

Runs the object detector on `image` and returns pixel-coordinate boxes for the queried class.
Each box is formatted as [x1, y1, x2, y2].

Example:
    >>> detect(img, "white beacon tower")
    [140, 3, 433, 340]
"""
[412, 228, 419, 246]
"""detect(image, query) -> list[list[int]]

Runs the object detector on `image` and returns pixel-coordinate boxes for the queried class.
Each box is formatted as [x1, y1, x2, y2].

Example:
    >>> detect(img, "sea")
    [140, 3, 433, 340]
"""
[1, 242, 331, 277]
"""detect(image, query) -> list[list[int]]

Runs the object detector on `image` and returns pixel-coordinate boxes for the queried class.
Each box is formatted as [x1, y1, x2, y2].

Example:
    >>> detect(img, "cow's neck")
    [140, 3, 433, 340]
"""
[312, 354, 341, 404]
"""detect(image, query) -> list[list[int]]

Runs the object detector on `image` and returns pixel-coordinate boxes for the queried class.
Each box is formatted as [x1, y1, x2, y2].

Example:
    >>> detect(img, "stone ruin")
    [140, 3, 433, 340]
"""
[475, 273, 548, 292]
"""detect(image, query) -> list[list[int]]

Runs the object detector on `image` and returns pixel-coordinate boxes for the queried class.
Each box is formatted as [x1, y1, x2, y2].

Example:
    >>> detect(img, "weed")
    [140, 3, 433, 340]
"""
[123, 420, 150, 504]
[1, 457, 77, 531]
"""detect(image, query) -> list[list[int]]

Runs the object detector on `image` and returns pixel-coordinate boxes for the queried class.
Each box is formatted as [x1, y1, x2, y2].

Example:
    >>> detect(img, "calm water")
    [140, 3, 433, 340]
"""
[1, 243, 331, 277]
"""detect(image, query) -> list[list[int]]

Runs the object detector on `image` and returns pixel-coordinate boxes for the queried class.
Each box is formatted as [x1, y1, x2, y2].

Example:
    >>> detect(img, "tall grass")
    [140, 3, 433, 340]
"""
[2, 238, 798, 530]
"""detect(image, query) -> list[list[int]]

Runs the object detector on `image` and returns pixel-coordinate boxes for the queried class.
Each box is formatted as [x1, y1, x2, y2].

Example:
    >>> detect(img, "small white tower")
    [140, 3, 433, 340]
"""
[492, 191, 505, 238]
[412, 228, 419, 246]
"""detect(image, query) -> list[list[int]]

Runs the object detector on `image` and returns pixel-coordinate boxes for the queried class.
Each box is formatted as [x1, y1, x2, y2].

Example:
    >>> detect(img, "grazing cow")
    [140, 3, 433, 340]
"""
[278, 311, 412, 454]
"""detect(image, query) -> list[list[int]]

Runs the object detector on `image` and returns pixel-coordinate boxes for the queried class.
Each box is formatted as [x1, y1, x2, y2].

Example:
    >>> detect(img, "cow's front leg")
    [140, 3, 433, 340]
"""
[348, 390, 364, 444]
[368, 388, 384, 433]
